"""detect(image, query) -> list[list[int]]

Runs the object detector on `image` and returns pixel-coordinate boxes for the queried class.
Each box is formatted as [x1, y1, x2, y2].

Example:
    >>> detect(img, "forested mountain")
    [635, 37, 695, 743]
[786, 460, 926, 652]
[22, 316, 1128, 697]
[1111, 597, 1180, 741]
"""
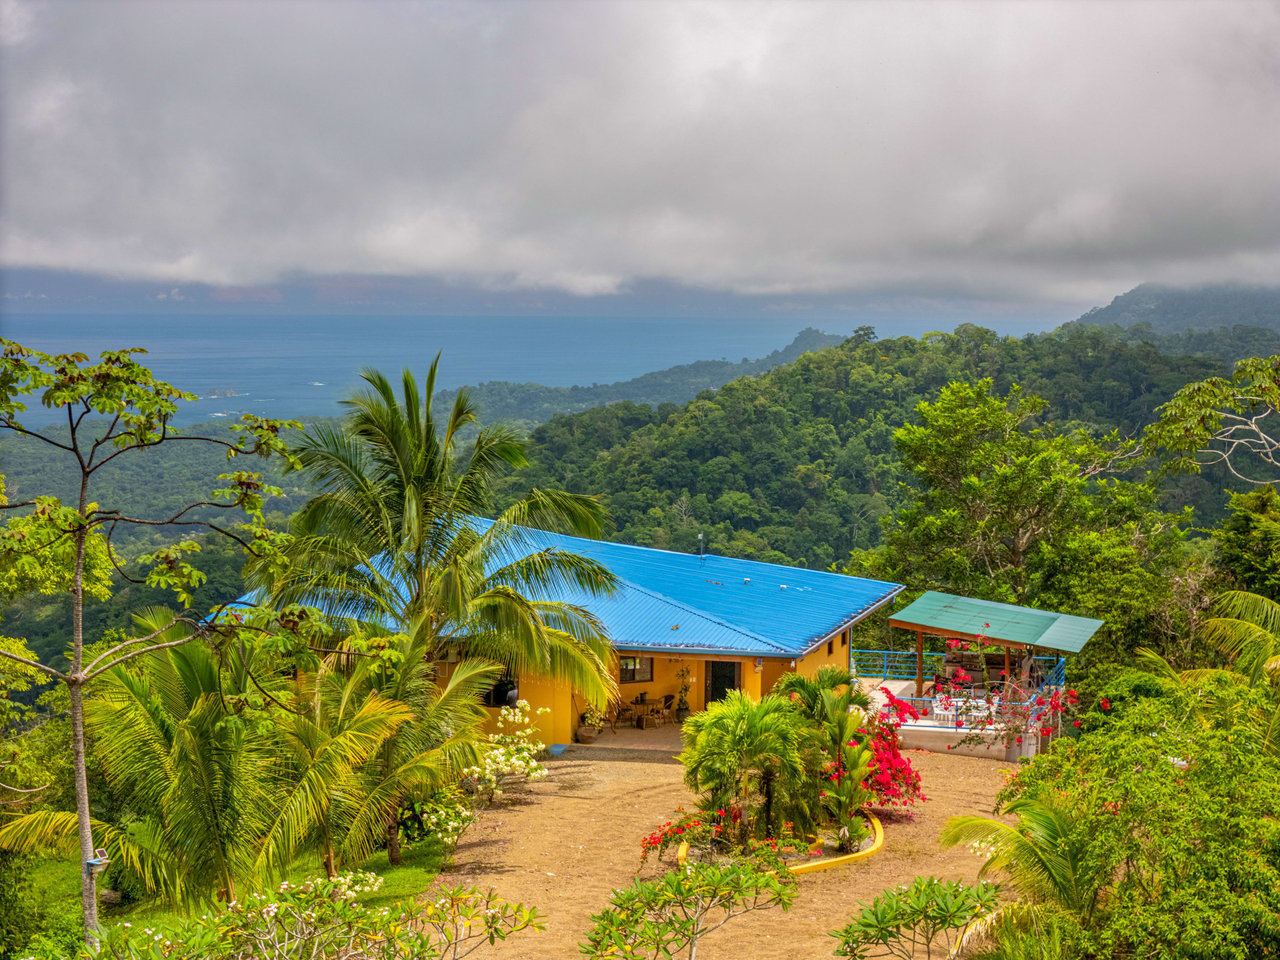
[1077, 282, 1280, 334]
[1, 318, 1255, 661]
[495, 324, 1228, 569]
[1066, 321, 1280, 366]
[430, 327, 843, 428]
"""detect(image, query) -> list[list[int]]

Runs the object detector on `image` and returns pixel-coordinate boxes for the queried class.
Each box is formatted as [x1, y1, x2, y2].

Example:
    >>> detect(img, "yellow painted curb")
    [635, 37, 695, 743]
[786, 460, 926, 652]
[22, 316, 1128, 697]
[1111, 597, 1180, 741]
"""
[675, 814, 883, 874]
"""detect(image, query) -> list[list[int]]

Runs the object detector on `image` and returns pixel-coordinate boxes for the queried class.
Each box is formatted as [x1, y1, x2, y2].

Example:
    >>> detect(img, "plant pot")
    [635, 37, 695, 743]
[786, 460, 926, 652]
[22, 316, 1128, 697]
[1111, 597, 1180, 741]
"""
[576, 725, 599, 744]
[675, 708, 690, 722]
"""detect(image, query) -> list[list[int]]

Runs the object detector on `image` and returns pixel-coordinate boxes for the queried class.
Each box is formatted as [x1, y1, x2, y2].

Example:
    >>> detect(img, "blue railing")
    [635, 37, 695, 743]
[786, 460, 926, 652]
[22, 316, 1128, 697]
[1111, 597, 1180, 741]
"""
[850, 649, 946, 680]
[1042, 657, 1067, 688]
[852, 649, 1068, 691]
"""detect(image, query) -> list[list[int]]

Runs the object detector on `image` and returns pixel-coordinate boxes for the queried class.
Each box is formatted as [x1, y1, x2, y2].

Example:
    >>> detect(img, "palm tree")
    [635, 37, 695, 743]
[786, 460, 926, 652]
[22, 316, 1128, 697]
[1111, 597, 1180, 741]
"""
[774, 666, 870, 751]
[249, 359, 619, 706]
[256, 677, 413, 880]
[774, 668, 873, 850]
[0, 609, 277, 904]
[940, 795, 1103, 923]
[327, 635, 499, 867]
[1198, 590, 1280, 688]
[679, 691, 817, 843]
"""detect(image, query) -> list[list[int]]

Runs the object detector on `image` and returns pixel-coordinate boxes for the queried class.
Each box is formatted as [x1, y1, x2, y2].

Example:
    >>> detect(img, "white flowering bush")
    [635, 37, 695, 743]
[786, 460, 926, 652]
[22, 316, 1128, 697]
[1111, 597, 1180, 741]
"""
[461, 700, 549, 802]
[400, 786, 479, 859]
[27, 873, 542, 960]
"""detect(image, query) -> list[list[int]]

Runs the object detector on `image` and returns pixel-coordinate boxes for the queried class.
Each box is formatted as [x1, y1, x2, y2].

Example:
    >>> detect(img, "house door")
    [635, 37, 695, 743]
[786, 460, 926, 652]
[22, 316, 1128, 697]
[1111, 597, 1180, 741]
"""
[705, 661, 741, 704]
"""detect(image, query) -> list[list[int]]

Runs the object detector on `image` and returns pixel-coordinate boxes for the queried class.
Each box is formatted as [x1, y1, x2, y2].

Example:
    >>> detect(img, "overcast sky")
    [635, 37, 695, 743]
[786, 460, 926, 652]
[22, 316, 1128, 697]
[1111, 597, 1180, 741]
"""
[2, 0, 1278, 313]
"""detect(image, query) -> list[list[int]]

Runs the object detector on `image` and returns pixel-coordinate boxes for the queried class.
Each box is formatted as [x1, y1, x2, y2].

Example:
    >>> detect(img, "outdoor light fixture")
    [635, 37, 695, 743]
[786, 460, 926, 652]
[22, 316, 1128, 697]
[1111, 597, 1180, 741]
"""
[85, 848, 110, 878]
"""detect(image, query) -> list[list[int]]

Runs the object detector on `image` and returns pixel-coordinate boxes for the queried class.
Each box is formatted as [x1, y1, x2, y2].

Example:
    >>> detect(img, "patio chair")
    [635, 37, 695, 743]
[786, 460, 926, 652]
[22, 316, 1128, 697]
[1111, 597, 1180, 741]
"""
[607, 699, 633, 733]
[658, 694, 675, 725]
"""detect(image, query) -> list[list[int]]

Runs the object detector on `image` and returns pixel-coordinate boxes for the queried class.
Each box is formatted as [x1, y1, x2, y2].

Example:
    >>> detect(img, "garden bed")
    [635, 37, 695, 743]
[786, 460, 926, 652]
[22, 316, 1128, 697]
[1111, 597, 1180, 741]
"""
[443, 748, 1015, 959]
[675, 813, 885, 874]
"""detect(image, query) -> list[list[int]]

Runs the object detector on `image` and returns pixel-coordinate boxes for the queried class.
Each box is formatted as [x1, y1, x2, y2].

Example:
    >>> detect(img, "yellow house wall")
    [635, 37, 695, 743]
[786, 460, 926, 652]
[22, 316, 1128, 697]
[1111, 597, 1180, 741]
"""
[793, 627, 852, 678]
[517, 672, 575, 747]
[759, 658, 791, 694]
[464, 627, 857, 744]
[615, 655, 707, 714]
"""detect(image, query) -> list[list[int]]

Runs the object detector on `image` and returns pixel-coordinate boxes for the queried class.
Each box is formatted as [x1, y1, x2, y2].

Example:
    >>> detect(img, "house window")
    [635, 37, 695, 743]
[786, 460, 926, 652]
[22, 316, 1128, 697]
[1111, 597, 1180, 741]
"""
[841, 631, 848, 647]
[827, 640, 834, 656]
[619, 656, 654, 683]
[483, 674, 519, 708]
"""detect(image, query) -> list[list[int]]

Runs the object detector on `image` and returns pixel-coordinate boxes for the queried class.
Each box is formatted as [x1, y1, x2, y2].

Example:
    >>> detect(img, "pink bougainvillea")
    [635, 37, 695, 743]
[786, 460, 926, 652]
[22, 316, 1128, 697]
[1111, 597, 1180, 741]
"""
[867, 687, 927, 807]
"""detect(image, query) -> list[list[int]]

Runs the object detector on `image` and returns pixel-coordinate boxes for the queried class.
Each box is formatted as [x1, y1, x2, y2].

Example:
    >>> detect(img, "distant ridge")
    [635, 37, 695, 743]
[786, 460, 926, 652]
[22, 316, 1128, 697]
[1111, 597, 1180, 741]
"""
[1073, 283, 1280, 363]
[1077, 283, 1280, 334]
[433, 327, 845, 425]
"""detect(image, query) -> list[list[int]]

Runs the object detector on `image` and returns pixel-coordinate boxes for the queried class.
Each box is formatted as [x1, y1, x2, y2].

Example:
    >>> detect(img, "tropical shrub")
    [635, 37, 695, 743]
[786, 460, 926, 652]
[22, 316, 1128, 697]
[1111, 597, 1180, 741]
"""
[23, 874, 542, 960]
[0, 851, 41, 960]
[831, 876, 1000, 960]
[678, 691, 817, 844]
[460, 700, 549, 802]
[961, 697, 1280, 960]
[581, 860, 795, 960]
[774, 668, 876, 849]
[638, 810, 710, 867]
[398, 787, 477, 861]
[865, 689, 926, 806]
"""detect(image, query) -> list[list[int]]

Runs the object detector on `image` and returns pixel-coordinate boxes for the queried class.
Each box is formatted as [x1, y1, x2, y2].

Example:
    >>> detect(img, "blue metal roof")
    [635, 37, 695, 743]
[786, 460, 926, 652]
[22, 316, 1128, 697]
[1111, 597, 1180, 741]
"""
[489, 524, 903, 658]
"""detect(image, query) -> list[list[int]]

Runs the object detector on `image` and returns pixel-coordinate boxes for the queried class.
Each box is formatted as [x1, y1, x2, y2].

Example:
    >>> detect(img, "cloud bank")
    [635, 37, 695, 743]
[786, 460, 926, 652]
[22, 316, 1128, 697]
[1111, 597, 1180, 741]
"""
[2, 0, 1278, 305]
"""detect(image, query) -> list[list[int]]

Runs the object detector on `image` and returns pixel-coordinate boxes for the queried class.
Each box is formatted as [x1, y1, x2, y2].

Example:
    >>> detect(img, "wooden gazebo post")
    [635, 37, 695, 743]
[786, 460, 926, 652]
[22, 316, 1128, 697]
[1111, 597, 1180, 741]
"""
[915, 629, 924, 697]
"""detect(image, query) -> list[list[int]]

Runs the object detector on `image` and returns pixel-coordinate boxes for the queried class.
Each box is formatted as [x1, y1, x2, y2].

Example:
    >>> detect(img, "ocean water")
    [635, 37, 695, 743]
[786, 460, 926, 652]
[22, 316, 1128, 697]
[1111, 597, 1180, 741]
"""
[1, 313, 832, 425]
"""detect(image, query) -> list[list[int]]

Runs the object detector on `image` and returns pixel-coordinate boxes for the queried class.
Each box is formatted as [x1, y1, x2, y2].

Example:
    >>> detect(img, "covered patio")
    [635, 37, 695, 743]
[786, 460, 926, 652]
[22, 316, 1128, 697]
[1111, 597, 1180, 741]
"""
[886, 591, 1101, 697]
[853, 592, 1103, 757]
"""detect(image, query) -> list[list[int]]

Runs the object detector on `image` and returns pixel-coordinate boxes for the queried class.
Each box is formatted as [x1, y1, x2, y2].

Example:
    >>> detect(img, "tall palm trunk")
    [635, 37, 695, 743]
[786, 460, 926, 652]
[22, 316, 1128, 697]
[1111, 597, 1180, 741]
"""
[386, 814, 402, 866]
[322, 820, 337, 879]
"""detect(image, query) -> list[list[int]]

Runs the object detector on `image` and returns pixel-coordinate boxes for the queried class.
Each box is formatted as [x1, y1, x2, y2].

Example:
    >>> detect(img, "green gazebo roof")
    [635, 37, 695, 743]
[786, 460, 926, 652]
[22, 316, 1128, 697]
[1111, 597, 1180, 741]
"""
[888, 591, 1102, 654]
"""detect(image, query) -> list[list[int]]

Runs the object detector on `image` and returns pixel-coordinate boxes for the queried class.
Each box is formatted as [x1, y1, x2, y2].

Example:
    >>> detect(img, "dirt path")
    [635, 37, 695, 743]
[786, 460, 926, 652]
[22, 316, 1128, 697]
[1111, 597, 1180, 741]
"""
[442, 746, 1012, 959]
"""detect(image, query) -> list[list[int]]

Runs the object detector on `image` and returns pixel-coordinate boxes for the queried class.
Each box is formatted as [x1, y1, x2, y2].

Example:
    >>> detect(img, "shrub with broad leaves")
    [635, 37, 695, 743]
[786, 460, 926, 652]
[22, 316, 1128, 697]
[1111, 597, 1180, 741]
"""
[581, 860, 795, 960]
[23, 873, 542, 960]
[831, 876, 1001, 960]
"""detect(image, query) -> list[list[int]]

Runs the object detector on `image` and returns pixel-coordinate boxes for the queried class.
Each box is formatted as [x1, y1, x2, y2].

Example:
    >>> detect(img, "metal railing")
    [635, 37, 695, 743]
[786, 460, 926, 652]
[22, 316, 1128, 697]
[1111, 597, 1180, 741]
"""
[850, 649, 945, 680]
[852, 649, 1068, 691]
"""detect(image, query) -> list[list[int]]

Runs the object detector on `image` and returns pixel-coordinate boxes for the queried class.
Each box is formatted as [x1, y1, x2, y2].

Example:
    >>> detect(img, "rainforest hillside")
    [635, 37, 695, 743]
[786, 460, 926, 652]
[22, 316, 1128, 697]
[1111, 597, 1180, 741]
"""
[495, 323, 1231, 569]
[3, 319, 1257, 662]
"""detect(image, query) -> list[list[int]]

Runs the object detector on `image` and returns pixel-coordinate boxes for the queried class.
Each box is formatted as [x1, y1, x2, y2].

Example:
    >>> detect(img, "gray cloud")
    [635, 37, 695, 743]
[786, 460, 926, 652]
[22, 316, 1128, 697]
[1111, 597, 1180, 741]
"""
[2, 0, 1278, 306]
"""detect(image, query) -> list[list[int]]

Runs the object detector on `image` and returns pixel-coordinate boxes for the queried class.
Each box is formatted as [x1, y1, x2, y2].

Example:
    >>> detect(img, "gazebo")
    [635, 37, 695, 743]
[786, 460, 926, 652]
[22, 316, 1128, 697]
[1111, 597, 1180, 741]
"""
[887, 591, 1103, 696]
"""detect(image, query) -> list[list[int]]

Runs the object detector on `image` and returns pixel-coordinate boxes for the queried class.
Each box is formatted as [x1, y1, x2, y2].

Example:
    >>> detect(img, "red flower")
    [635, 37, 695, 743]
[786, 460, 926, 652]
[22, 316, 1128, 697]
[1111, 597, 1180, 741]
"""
[1100, 698, 1111, 711]
[1072, 720, 1082, 728]
[1015, 736, 1023, 745]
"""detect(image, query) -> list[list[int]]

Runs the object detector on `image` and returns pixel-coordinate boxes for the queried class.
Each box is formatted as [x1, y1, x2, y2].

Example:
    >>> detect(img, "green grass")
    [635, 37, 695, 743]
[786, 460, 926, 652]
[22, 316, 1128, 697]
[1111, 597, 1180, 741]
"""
[280, 840, 447, 911]
[29, 857, 81, 908]
[353, 841, 447, 911]
[25, 840, 447, 949]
